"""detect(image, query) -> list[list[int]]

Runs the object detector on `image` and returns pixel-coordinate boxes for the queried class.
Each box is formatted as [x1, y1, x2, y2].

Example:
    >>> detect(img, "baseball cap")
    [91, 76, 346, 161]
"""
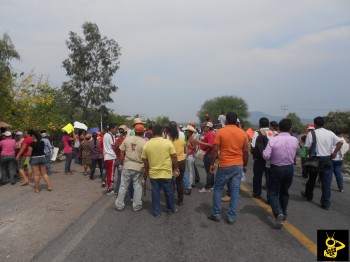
[15, 131, 23, 136]
[3, 131, 12, 137]
[206, 122, 213, 128]
[134, 124, 145, 132]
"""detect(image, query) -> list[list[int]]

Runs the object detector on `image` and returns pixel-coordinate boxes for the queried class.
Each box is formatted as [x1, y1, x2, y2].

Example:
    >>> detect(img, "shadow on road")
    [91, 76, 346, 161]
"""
[240, 204, 274, 228]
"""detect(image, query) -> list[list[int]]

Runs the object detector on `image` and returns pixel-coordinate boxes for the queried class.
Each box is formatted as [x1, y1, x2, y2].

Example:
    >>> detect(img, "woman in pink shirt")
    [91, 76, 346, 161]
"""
[0, 131, 16, 185]
[62, 131, 75, 175]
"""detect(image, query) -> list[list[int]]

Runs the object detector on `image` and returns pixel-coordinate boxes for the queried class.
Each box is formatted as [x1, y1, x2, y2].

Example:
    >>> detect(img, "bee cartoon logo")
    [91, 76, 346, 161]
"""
[317, 230, 349, 261]
[324, 232, 345, 258]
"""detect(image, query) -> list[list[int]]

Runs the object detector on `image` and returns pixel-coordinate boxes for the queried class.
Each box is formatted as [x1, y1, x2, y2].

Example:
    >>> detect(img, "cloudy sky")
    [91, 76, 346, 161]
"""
[1, 0, 349, 123]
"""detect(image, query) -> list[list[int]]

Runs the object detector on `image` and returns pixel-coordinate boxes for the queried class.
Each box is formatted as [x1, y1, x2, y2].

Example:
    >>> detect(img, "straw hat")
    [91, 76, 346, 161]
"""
[182, 125, 197, 133]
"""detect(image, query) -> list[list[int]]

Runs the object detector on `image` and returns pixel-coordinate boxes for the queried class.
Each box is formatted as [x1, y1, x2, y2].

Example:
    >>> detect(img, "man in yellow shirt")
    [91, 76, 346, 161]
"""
[142, 125, 179, 217]
[209, 112, 249, 224]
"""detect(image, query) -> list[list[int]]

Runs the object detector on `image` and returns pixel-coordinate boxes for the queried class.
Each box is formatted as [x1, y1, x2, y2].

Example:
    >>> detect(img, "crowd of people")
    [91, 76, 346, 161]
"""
[0, 113, 348, 229]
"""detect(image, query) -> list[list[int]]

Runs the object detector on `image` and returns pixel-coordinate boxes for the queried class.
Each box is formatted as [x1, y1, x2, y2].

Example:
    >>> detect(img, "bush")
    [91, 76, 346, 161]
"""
[344, 152, 350, 166]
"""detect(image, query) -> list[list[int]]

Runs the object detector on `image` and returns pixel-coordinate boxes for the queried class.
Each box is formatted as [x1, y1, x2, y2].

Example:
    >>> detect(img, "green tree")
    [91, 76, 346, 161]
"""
[197, 95, 249, 123]
[9, 74, 68, 131]
[286, 112, 304, 134]
[155, 116, 170, 126]
[0, 33, 20, 120]
[62, 22, 121, 123]
[324, 111, 350, 134]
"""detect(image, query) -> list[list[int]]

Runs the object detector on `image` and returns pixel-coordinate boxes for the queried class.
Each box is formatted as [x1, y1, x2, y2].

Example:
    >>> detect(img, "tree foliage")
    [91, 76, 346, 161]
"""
[62, 22, 121, 123]
[155, 116, 170, 126]
[197, 95, 249, 124]
[286, 112, 305, 134]
[0, 33, 20, 120]
[324, 111, 350, 134]
[9, 74, 68, 130]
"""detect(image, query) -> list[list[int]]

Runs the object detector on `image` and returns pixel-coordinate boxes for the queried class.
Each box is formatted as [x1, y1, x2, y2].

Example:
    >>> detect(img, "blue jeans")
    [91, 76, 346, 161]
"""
[318, 157, 333, 207]
[268, 165, 294, 218]
[64, 153, 72, 173]
[204, 154, 214, 189]
[332, 160, 343, 190]
[183, 171, 191, 190]
[74, 147, 80, 164]
[212, 165, 242, 222]
[45, 155, 51, 175]
[150, 178, 175, 216]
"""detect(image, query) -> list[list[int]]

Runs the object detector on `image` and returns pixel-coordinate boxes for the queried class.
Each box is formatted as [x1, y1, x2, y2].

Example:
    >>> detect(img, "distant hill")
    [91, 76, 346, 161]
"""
[247, 111, 312, 125]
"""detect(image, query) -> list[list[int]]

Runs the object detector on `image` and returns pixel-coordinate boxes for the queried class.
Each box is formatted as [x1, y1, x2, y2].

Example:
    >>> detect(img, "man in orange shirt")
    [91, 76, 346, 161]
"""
[208, 112, 249, 224]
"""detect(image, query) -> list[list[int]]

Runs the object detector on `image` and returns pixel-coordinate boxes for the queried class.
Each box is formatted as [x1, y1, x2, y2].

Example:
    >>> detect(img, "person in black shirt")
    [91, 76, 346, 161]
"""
[27, 131, 52, 193]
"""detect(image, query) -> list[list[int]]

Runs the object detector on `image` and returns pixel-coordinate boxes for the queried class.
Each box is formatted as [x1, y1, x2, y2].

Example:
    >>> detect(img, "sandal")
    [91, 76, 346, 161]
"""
[47, 188, 52, 191]
[20, 181, 30, 186]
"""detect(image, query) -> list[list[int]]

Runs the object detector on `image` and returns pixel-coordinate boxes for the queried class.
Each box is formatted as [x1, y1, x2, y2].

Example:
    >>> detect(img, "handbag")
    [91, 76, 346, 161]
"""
[302, 130, 319, 169]
[303, 157, 319, 169]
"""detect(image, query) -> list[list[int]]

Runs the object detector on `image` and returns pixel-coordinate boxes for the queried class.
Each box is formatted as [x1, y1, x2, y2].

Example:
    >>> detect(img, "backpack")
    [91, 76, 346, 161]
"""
[252, 131, 269, 160]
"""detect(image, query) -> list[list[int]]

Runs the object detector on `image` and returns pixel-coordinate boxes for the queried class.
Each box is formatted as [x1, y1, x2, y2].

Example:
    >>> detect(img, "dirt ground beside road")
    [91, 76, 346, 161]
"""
[0, 160, 104, 262]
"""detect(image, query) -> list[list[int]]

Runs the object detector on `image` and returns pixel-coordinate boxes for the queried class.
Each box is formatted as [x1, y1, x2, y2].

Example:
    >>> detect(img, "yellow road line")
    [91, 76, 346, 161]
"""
[240, 184, 317, 257]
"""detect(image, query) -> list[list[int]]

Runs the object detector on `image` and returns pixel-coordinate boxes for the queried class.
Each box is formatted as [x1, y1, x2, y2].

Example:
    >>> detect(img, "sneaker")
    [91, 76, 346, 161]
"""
[221, 195, 231, 202]
[339, 188, 345, 193]
[199, 188, 211, 193]
[321, 204, 330, 210]
[133, 207, 143, 212]
[113, 190, 118, 195]
[101, 181, 106, 188]
[185, 189, 191, 195]
[207, 215, 221, 222]
[274, 214, 284, 229]
[225, 217, 235, 225]
[106, 189, 114, 195]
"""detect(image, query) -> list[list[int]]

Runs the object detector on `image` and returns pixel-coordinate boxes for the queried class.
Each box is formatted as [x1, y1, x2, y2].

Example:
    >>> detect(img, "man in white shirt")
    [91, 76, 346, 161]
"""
[301, 116, 343, 210]
[218, 110, 226, 128]
[104, 123, 118, 194]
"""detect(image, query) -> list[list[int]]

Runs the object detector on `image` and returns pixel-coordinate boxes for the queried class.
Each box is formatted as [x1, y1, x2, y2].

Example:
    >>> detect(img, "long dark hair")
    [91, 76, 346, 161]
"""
[168, 121, 179, 141]
[92, 132, 98, 148]
[30, 130, 42, 141]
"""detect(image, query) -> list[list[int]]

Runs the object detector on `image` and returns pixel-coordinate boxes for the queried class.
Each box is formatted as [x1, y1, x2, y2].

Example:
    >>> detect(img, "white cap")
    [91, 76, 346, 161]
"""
[3, 131, 12, 137]
[206, 122, 213, 128]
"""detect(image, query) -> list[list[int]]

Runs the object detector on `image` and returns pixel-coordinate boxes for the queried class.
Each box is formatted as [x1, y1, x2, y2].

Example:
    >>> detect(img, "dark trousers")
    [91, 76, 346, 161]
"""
[174, 160, 185, 204]
[204, 154, 214, 189]
[194, 162, 200, 182]
[90, 158, 103, 180]
[268, 164, 294, 218]
[150, 178, 175, 216]
[304, 157, 333, 207]
[253, 159, 267, 197]
[1, 156, 16, 184]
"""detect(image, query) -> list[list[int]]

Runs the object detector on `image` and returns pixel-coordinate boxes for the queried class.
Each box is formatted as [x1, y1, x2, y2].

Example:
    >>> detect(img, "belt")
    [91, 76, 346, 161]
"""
[270, 164, 294, 167]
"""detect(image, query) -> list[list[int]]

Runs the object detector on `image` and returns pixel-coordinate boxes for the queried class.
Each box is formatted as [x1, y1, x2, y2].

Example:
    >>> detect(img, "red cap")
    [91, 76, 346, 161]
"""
[134, 124, 145, 133]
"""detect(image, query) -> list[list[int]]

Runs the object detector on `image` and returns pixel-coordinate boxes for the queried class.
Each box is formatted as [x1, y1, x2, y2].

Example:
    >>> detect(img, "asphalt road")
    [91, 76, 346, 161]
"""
[32, 158, 349, 262]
